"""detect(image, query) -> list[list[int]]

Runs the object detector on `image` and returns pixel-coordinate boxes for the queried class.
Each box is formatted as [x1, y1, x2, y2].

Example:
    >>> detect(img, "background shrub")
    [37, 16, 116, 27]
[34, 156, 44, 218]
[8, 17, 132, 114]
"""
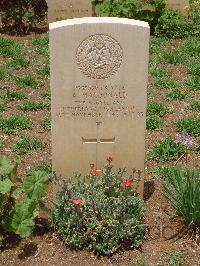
[155, 9, 189, 38]
[0, 0, 47, 34]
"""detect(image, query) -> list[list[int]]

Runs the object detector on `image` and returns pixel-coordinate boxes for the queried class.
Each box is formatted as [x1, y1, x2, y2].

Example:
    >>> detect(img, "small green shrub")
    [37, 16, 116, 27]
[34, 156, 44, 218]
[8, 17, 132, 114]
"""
[2, 90, 26, 102]
[146, 115, 164, 131]
[147, 102, 167, 117]
[0, 115, 32, 134]
[0, 155, 48, 245]
[189, 0, 200, 36]
[0, 103, 7, 112]
[150, 37, 172, 54]
[52, 159, 146, 255]
[176, 117, 200, 137]
[41, 90, 51, 100]
[149, 137, 187, 162]
[20, 100, 50, 112]
[32, 35, 49, 57]
[185, 76, 200, 91]
[160, 50, 186, 65]
[41, 116, 51, 130]
[155, 9, 189, 38]
[30, 163, 52, 175]
[7, 57, 30, 69]
[13, 136, 46, 155]
[154, 77, 177, 89]
[187, 101, 200, 112]
[153, 166, 180, 179]
[187, 61, 200, 76]
[0, 38, 22, 58]
[150, 66, 171, 78]
[164, 167, 200, 226]
[0, 69, 8, 80]
[37, 65, 50, 79]
[166, 88, 186, 101]
[180, 37, 200, 58]
[15, 75, 42, 89]
[167, 251, 182, 266]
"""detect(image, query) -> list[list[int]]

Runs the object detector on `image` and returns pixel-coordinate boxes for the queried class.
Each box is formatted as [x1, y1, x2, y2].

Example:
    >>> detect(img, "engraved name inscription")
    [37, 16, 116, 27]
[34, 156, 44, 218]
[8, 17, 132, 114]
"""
[55, 84, 145, 119]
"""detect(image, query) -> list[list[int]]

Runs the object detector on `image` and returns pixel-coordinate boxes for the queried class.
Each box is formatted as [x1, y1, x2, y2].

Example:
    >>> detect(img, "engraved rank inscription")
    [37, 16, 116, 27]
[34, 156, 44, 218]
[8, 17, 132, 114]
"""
[76, 34, 123, 80]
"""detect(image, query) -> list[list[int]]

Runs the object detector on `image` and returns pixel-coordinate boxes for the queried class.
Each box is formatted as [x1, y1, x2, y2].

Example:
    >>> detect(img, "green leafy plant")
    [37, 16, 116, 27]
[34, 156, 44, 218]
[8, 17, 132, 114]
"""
[52, 158, 146, 255]
[164, 167, 200, 227]
[167, 251, 183, 266]
[13, 136, 46, 155]
[2, 89, 26, 102]
[176, 117, 200, 137]
[32, 35, 49, 57]
[166, 88, 186, 101]
[187, 101, 200, 112]
[20, 100, 50, 112]
[187, 61, 200, 76]
[0, 37, 22, 58]
[146, 115, 164, 131]
[155, 9, 189, 38]
[0, 114, 32, 134]
[149, 137, 187, 162]
[154, 77, 177, 89]
[0, 155, 49, 245]
[150, 66, 171, 78]
[147, 102, 167, 117]
[29, 163, 52, 175]
[7, 56, 30, 69]
[0, 69, 8, 80]
[15, 74, 42, 89]
[185, 76, 200, 91]
[150, 37, 172, 54]
[160, 50, 186, 65]
[41, 90, 51, 100]
[0, 103, 7, 112]
[41, 116, 51, 130]
[37, 65, 50, 79]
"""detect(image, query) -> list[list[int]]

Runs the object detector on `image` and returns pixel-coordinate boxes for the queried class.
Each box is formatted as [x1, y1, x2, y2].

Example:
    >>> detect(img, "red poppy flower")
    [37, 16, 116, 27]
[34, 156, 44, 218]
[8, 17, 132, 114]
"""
[72, 198, 84, 206]
[123, 180, 133, 189]
[107, 156, 113, 162]
[90, 170, 97, 176]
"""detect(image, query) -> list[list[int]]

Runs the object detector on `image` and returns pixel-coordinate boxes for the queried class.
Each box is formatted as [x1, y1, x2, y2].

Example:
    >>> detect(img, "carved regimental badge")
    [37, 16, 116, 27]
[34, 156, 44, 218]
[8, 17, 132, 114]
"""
[76, 34, 123, 80]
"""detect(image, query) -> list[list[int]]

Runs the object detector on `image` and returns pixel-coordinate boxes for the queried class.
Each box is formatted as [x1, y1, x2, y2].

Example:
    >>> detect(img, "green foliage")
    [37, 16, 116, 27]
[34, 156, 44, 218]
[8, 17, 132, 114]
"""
[147, 102, 167, 117]
[166, 89, 186, 101]
[0, 69, 8, 80]
[0, 138, 4, 149]
[152, 166, 180, 179]
[13, 136, 46, 155]
[132, 260, 149, 266]
[15, 74, 42, 89]
[2, 90, 26, 102]
[30, 163, 52, 175]
[0, 102, 7, 112]
[176, 117, 200, 137]
[164, 167, 200, 226]
[155, 9, 189, 38]
[37, 65, 50, 79]
[180, 37, 200, 58]
[7, 57, 30, 69]
[154, 77, 177, 89]
[150, 66, 171, 78]
[160, 50, 186, 65]
[167, 251, 182, 266]
[32, 35, 49, 57]
[185, 76, 200, 91]
[0, 155, 48, 243]
[146, 115, 164, 131]
[52, 161, 146, 255]
[41, 116, 51, 130]
[150, 37, 172, 54]
[187, 101, 200, 112]
[41, 90, 51, 100]
[189, 0, 200, 36]
[149, 137, 186, 162]
[0, 114, 32, 134]
[0, 37, 22, 58]
[20, 100, 50, 112]
[187, 61, 200, 76]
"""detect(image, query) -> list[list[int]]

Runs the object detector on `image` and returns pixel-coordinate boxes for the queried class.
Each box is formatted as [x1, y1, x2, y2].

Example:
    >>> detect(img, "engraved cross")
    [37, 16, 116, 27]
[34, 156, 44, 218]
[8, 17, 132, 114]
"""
[82, 122, 115, 169]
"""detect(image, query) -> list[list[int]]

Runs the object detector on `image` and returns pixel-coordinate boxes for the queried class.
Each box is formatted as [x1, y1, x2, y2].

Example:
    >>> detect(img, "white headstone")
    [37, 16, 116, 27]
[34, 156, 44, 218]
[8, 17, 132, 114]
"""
[50, 17, 150, 195]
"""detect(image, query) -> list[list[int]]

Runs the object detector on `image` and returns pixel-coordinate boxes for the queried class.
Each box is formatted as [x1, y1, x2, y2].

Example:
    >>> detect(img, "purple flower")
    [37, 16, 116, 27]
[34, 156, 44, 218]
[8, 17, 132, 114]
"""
[174, 133, 195, 148]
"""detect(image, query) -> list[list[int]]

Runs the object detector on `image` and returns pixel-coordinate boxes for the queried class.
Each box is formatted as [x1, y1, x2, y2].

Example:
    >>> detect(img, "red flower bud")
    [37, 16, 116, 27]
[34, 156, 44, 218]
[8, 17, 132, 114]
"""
[123, 180, 133, 189]
[72, 198, 84, 206]
[107, 156, 113, 162]
[90, 170, 97, 176]
[90, 164, 95, 169]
